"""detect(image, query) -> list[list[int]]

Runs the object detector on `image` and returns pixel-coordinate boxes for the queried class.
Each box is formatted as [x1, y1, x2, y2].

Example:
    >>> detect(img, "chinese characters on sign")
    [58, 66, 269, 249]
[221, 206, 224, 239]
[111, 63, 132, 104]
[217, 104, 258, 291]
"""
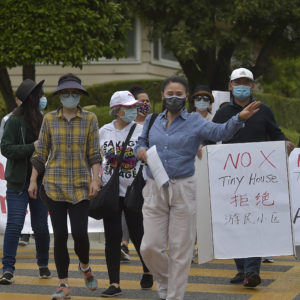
[198, 141, 293, 260]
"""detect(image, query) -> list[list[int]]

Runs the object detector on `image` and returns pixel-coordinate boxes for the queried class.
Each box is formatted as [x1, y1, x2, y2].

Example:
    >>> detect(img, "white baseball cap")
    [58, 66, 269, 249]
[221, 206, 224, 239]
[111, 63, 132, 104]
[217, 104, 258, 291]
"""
[230, 68, 254, 81]
[110, 91, 139, 108]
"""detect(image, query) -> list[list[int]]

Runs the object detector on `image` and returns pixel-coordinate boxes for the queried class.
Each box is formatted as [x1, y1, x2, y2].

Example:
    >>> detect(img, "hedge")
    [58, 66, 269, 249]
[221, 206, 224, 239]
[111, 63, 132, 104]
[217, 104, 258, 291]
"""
[45, 78, 165, 112]
[82, 105, 299, 145]
[0, 78, 299, 134]
[253, 92, 300, 133]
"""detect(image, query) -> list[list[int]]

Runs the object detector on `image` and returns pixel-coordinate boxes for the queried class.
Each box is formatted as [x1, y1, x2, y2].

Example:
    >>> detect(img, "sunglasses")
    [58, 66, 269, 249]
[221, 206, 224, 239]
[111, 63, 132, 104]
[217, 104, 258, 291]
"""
[194, 95, 211, 102]
[60, 92, 81, 98]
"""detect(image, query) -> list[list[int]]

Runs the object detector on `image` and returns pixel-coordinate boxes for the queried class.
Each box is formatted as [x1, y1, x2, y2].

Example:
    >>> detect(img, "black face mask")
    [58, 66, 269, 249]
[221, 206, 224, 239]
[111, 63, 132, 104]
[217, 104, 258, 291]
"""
[163, 96, 186, 113]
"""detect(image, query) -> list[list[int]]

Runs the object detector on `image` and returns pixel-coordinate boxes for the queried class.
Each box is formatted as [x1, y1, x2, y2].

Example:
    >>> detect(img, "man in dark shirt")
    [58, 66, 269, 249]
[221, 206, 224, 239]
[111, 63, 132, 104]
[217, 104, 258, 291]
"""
[212, 67, 294, 288]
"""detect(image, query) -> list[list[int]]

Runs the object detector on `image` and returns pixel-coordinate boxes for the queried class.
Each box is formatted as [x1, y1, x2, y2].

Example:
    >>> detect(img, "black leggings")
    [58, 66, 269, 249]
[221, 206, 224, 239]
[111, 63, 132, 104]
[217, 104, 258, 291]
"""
[103, 197, 149, 284]
[44, 195, 90, 279]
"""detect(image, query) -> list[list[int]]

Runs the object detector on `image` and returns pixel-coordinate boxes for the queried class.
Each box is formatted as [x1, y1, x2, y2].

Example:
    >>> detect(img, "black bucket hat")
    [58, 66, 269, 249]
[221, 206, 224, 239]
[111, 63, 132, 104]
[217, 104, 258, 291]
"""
[190, 85, 214, 103]
[16, 79, 45, 103]
[53, 73, 89, 96]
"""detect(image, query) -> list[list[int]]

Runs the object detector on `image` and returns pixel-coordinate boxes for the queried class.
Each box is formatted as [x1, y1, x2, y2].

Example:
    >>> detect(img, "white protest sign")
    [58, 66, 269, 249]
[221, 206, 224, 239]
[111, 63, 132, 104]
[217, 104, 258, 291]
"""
[289, 148, 300, 246]
[0, 153, 104, 234]
[211, 91, 230, 116]
[196, 141, 294, 263]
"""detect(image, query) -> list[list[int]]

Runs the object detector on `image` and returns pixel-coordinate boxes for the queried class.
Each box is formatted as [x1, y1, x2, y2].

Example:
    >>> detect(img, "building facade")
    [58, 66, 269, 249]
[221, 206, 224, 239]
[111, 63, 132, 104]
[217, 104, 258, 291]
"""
[8, 19, 181, 92]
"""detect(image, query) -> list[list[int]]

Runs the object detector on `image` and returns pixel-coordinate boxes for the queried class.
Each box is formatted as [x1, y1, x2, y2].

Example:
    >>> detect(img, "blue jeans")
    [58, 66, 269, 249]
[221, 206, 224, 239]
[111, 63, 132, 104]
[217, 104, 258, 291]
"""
[234, 257, 261, 275]
[2, 180, 50, 273]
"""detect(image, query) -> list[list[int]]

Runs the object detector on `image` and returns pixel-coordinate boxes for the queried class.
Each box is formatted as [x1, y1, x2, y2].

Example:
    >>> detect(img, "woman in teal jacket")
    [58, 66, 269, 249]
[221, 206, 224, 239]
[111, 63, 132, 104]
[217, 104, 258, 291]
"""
[0, 79, 50, 284]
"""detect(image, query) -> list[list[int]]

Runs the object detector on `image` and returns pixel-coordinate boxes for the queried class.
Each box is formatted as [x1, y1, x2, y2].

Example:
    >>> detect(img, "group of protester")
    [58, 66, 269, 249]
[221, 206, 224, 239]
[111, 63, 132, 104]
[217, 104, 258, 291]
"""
[0, 67, 294, 300]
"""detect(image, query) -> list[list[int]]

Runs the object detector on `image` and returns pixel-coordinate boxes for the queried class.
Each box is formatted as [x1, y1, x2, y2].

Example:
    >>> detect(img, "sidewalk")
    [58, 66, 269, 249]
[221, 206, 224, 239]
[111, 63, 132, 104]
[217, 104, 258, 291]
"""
[0, 232, 106, 251]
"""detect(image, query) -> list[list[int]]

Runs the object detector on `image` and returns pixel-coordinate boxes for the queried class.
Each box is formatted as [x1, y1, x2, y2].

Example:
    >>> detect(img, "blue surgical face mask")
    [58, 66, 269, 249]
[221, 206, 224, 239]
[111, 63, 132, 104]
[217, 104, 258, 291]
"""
[121, 107, 137, 123]
[232, 85, 251, 100]
[39, 96, 47, 111]
[59, 94, 80, 109]
[194, 99, 210, 111]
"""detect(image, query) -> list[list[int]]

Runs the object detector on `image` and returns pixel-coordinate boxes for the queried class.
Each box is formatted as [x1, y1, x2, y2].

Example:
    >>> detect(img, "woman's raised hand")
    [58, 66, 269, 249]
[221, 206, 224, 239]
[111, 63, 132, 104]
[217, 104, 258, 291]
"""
[239, 101, 261, 121]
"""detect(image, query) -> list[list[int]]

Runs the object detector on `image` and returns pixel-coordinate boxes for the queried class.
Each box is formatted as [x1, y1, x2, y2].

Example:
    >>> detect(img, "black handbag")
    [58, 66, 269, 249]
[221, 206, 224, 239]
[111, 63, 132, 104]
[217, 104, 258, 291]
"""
[88, 123, 137, 220]
[124, 163, 146, 213]
[124, 114, 158, 213]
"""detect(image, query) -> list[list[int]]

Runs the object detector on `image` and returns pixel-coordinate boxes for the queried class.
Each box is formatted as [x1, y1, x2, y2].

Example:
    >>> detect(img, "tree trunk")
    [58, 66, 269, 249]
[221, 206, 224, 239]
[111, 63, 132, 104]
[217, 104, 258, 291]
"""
[179, 58, 207, 92]
[0, 67, 15, 112]
[252, 27, 285, 79]
[213, 43, 237, 90]
[23, 65, 35, 81]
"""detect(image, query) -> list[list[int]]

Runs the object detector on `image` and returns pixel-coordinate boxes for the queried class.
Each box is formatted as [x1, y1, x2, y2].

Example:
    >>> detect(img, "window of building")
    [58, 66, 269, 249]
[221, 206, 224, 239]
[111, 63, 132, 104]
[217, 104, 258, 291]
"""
[90, 18, 141, 64]
[152, 38, 180, 68]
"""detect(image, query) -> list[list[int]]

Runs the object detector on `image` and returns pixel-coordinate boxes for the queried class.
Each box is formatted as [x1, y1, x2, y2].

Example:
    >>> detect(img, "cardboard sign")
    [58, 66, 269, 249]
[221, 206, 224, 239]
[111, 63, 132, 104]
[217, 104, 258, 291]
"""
[196, 141, 294, 263]
[289, 148, 300, 248]
[0, 153, 104, 234]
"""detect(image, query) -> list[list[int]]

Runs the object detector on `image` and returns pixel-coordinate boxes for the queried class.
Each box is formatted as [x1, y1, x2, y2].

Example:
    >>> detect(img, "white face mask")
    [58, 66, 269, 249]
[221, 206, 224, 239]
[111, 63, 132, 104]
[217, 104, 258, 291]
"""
[194, 99, 210, 111]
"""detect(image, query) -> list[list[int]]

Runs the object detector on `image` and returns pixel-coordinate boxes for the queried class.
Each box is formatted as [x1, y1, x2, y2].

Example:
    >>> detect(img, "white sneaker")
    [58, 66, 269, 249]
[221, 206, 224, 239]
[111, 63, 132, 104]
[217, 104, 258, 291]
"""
[120, 245, 130, 262]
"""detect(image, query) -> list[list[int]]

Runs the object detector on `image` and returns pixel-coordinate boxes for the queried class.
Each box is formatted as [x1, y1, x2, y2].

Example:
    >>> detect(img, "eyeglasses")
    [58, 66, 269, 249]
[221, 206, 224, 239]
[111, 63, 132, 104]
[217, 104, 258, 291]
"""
[194, 95, 210, 102]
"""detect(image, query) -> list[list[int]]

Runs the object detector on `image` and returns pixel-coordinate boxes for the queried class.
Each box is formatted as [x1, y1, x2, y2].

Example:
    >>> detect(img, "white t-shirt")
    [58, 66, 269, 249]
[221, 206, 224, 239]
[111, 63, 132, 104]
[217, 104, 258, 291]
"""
[99, 120, 143, 197]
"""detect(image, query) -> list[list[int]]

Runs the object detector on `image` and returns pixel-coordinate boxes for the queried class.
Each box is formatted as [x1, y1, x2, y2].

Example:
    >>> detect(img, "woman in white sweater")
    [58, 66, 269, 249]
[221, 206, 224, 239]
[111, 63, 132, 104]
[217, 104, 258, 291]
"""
[99, 91, 153, 297]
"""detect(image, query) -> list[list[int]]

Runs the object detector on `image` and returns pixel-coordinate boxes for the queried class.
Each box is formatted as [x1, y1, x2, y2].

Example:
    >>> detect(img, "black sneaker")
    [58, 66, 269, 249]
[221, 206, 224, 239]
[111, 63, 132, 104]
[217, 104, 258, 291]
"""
[19, 234, 30, 246]
[140, 273, 153, 289]
[120, 244, 130, 262]
[230, 272, 245, 284]
[39, 267, 51, 279]
[243, 272, 261, 287]
[0, 272, 14, 285]
[101, 285, 122, 297]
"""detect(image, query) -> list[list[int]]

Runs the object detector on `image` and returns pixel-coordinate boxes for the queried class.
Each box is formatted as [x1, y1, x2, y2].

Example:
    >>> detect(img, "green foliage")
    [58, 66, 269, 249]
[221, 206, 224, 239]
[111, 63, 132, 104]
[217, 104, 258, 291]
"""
[0, 0, 131, 68]
[134, 0, 300, 90]
[84, 106, 113, 128]
[280, 127, 299, 145]
[253, 92, 300, 133]
[260, 57, 300, 98]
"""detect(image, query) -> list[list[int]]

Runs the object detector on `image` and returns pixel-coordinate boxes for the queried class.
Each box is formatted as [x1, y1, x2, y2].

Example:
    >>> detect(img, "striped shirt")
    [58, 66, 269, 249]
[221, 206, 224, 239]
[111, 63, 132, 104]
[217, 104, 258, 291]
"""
[31, 107, 101, 204]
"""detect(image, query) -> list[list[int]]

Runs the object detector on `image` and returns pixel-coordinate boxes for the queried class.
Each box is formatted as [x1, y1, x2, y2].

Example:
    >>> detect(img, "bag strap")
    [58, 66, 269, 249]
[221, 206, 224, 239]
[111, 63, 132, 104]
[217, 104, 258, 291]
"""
[146, 113, 158, 147]
[116, 123, 137, 168]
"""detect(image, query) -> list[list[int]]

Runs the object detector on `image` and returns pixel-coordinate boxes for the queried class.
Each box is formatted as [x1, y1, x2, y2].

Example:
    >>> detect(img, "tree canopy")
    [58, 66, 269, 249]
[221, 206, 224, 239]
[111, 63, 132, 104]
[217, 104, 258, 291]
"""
[261, 57, 300, 99]
[0, 0, 131, 110]
[134, 0, 300, 91]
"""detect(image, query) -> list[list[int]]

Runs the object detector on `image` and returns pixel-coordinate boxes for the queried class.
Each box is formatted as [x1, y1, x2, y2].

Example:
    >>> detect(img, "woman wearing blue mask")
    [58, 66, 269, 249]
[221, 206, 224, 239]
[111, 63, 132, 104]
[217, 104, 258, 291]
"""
[190, 85, 215, 160]
[28, 73, 101, 299]
[0, 79, 50, 285]
[99, 91, 153, 297]
[189, 85, 214, 121]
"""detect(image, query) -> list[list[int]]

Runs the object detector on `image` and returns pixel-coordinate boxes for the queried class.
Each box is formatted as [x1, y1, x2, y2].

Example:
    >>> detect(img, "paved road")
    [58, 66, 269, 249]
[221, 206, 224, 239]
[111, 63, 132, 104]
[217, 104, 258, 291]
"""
[0, 234, 300, 299]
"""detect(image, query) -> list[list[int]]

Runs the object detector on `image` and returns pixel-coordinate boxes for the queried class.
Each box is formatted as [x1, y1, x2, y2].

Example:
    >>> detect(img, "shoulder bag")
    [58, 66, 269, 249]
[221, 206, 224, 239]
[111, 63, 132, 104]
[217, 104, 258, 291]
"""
[124, 114, 158, 213]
